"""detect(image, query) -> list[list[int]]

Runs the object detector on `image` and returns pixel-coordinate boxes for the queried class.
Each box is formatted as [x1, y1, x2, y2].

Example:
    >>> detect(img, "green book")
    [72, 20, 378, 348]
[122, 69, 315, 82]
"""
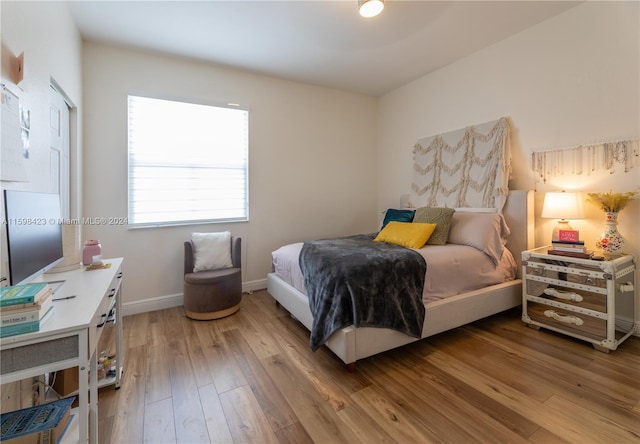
[0, 306, 53, 337]
[0, 282, 49, 307]
[1, 319, 39, 337]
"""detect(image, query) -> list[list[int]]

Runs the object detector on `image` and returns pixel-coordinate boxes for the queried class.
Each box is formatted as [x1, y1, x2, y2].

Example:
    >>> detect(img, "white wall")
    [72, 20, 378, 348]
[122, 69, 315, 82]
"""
[1, 1, 84, 282]
[82, 42, 378, 311]
[0, 1, 82, 200]
[0, 0, 83, 412]
[378, 2, 639, 320]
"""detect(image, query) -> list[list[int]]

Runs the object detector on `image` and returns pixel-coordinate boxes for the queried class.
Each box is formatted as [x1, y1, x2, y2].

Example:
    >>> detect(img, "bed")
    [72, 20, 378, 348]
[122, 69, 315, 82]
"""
[268, 190, 533, 369]
[267, 118, 534, 369]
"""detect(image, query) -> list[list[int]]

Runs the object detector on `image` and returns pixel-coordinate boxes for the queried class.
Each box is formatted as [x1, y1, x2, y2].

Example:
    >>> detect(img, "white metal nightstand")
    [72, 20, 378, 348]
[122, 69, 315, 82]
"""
[522, 247, 636, 352]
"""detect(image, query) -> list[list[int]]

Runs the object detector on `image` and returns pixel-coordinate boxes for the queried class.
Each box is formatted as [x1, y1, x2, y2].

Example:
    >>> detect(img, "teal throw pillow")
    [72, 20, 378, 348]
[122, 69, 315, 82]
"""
[381, 208, 415, 230]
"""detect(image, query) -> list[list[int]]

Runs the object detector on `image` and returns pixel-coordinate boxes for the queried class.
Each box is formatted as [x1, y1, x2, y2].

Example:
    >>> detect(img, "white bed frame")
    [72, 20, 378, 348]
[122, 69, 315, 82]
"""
[267, 190, 534, 369]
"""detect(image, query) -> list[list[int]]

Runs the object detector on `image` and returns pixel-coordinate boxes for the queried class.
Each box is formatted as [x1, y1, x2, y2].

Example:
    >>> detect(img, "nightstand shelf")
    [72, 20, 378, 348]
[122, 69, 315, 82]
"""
[522, 247, 636, 352]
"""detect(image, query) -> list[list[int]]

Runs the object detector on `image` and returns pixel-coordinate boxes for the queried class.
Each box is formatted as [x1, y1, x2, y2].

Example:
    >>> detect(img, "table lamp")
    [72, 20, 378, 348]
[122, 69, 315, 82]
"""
[541, 191, 584, 242]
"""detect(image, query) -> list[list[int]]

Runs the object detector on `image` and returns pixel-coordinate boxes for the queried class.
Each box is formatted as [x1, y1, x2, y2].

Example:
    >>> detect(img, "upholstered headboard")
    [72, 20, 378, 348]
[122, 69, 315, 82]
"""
[503, 190, 535, 279]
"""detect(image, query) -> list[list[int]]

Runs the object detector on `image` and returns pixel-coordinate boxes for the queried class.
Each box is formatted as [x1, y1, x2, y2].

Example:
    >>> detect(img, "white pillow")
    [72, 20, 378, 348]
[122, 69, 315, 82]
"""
[191, 231, 233, 272]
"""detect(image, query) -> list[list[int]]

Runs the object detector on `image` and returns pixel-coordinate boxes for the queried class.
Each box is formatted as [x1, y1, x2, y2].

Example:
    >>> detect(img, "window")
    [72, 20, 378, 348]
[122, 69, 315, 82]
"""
[128, 95, 248, 227]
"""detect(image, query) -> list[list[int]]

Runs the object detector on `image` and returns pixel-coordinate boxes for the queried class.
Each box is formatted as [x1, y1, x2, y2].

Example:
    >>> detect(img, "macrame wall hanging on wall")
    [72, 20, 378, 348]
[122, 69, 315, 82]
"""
[531, 139, 639, 183]
[410, 117, 511, 211]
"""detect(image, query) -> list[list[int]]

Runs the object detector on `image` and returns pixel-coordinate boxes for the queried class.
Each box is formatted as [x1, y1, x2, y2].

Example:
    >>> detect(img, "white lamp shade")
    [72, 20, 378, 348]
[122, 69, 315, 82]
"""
[359, 0, 384, 17]
[541, 191, 583, 220]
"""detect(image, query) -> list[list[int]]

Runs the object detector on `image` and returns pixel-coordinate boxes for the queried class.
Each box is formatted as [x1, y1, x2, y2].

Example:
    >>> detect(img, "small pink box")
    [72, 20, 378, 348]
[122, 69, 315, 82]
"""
[82, 240, 102, 265]
[559, 230, 579, 242]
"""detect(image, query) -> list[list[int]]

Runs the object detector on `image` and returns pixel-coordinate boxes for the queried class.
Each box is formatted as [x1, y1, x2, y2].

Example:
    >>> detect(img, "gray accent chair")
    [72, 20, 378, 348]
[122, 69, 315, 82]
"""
[183, 237, 242, 320]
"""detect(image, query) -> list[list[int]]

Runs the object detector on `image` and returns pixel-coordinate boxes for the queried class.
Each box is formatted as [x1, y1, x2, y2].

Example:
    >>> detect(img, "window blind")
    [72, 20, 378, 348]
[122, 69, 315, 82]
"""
[128, 95, 249, 227]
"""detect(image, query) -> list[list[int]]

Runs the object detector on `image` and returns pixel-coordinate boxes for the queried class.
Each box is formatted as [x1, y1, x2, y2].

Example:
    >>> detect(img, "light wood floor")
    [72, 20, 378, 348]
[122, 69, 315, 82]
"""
[97, 289, 640, 443]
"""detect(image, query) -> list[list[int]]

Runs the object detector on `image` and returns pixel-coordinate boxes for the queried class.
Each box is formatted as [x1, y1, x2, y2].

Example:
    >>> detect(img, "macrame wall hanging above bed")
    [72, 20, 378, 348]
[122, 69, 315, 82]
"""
[409, 117, 511, 211]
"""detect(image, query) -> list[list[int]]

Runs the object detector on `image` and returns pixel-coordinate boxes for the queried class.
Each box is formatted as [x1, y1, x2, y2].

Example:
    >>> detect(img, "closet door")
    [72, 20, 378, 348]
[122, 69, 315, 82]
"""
[50, 85, 70, 218]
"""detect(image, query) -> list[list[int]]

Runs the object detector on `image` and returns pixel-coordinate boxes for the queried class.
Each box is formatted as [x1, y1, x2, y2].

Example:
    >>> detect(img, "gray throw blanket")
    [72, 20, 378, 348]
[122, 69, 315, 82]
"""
[299, 234, 426, 352]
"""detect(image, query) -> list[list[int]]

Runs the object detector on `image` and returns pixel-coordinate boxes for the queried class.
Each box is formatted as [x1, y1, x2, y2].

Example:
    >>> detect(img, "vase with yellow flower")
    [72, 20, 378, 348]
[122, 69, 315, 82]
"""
[587, 191, 636, 258]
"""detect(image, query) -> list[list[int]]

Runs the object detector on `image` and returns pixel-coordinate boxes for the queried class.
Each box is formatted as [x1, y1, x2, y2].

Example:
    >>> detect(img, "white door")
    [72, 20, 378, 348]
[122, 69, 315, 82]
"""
[50, 85, 70, 218]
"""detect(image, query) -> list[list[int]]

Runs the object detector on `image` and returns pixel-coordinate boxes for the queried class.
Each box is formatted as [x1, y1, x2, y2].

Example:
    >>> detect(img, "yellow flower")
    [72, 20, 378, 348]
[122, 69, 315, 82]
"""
[586, 191, 637, 213]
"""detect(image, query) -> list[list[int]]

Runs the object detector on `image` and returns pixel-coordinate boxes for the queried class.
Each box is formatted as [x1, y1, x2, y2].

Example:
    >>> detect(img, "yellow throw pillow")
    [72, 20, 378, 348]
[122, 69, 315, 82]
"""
[374, 221, 437, 249]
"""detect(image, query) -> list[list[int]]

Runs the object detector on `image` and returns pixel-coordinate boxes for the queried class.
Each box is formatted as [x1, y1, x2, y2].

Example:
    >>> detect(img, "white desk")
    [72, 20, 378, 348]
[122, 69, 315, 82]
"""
[1, 258, 124, 444]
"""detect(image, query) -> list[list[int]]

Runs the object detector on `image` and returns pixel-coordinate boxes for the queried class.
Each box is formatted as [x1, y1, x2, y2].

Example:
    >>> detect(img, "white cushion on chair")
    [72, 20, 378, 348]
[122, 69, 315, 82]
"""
[191, 231, 233, 272]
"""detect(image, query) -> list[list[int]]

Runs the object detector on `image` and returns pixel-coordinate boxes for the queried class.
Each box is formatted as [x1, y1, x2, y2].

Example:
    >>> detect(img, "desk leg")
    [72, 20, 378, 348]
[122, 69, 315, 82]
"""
[115, 282, 123, 389]
[79, 331, 89, 443]
[89, 347, 98, 444]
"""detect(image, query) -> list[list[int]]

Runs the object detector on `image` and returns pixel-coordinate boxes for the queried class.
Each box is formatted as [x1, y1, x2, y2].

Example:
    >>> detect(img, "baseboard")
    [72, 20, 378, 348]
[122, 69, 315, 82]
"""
[122, 278, 268, 317]
[122, 292, 184, 317]
[243, 278, 268, 293]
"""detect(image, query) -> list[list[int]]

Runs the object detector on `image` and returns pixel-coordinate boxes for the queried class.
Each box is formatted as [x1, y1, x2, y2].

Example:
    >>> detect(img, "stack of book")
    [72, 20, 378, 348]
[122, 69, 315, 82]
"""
[548, 240, 593, 259]
[0, 282, 54, 338]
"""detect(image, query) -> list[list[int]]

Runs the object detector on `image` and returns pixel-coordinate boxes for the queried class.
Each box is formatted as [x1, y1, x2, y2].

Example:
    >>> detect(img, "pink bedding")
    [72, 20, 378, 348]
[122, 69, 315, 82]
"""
[272, 242, 517, 304]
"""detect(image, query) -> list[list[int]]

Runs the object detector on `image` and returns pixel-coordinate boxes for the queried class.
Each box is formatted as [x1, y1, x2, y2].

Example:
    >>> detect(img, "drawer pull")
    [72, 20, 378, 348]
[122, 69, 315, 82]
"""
[97, 313, 107, 328]
[619, 282, 634, 293]
[543, 288, 583, 302]
[543, 310, 584, 326]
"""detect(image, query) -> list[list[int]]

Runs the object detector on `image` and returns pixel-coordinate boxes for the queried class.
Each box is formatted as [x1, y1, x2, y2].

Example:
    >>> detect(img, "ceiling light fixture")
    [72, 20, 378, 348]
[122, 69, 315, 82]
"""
[359, 0, 384, 18]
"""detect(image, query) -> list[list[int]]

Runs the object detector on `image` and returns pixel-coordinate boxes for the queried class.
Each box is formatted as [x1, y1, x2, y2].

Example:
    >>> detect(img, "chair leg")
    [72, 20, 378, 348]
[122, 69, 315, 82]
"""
[185, 302, 241, 320]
